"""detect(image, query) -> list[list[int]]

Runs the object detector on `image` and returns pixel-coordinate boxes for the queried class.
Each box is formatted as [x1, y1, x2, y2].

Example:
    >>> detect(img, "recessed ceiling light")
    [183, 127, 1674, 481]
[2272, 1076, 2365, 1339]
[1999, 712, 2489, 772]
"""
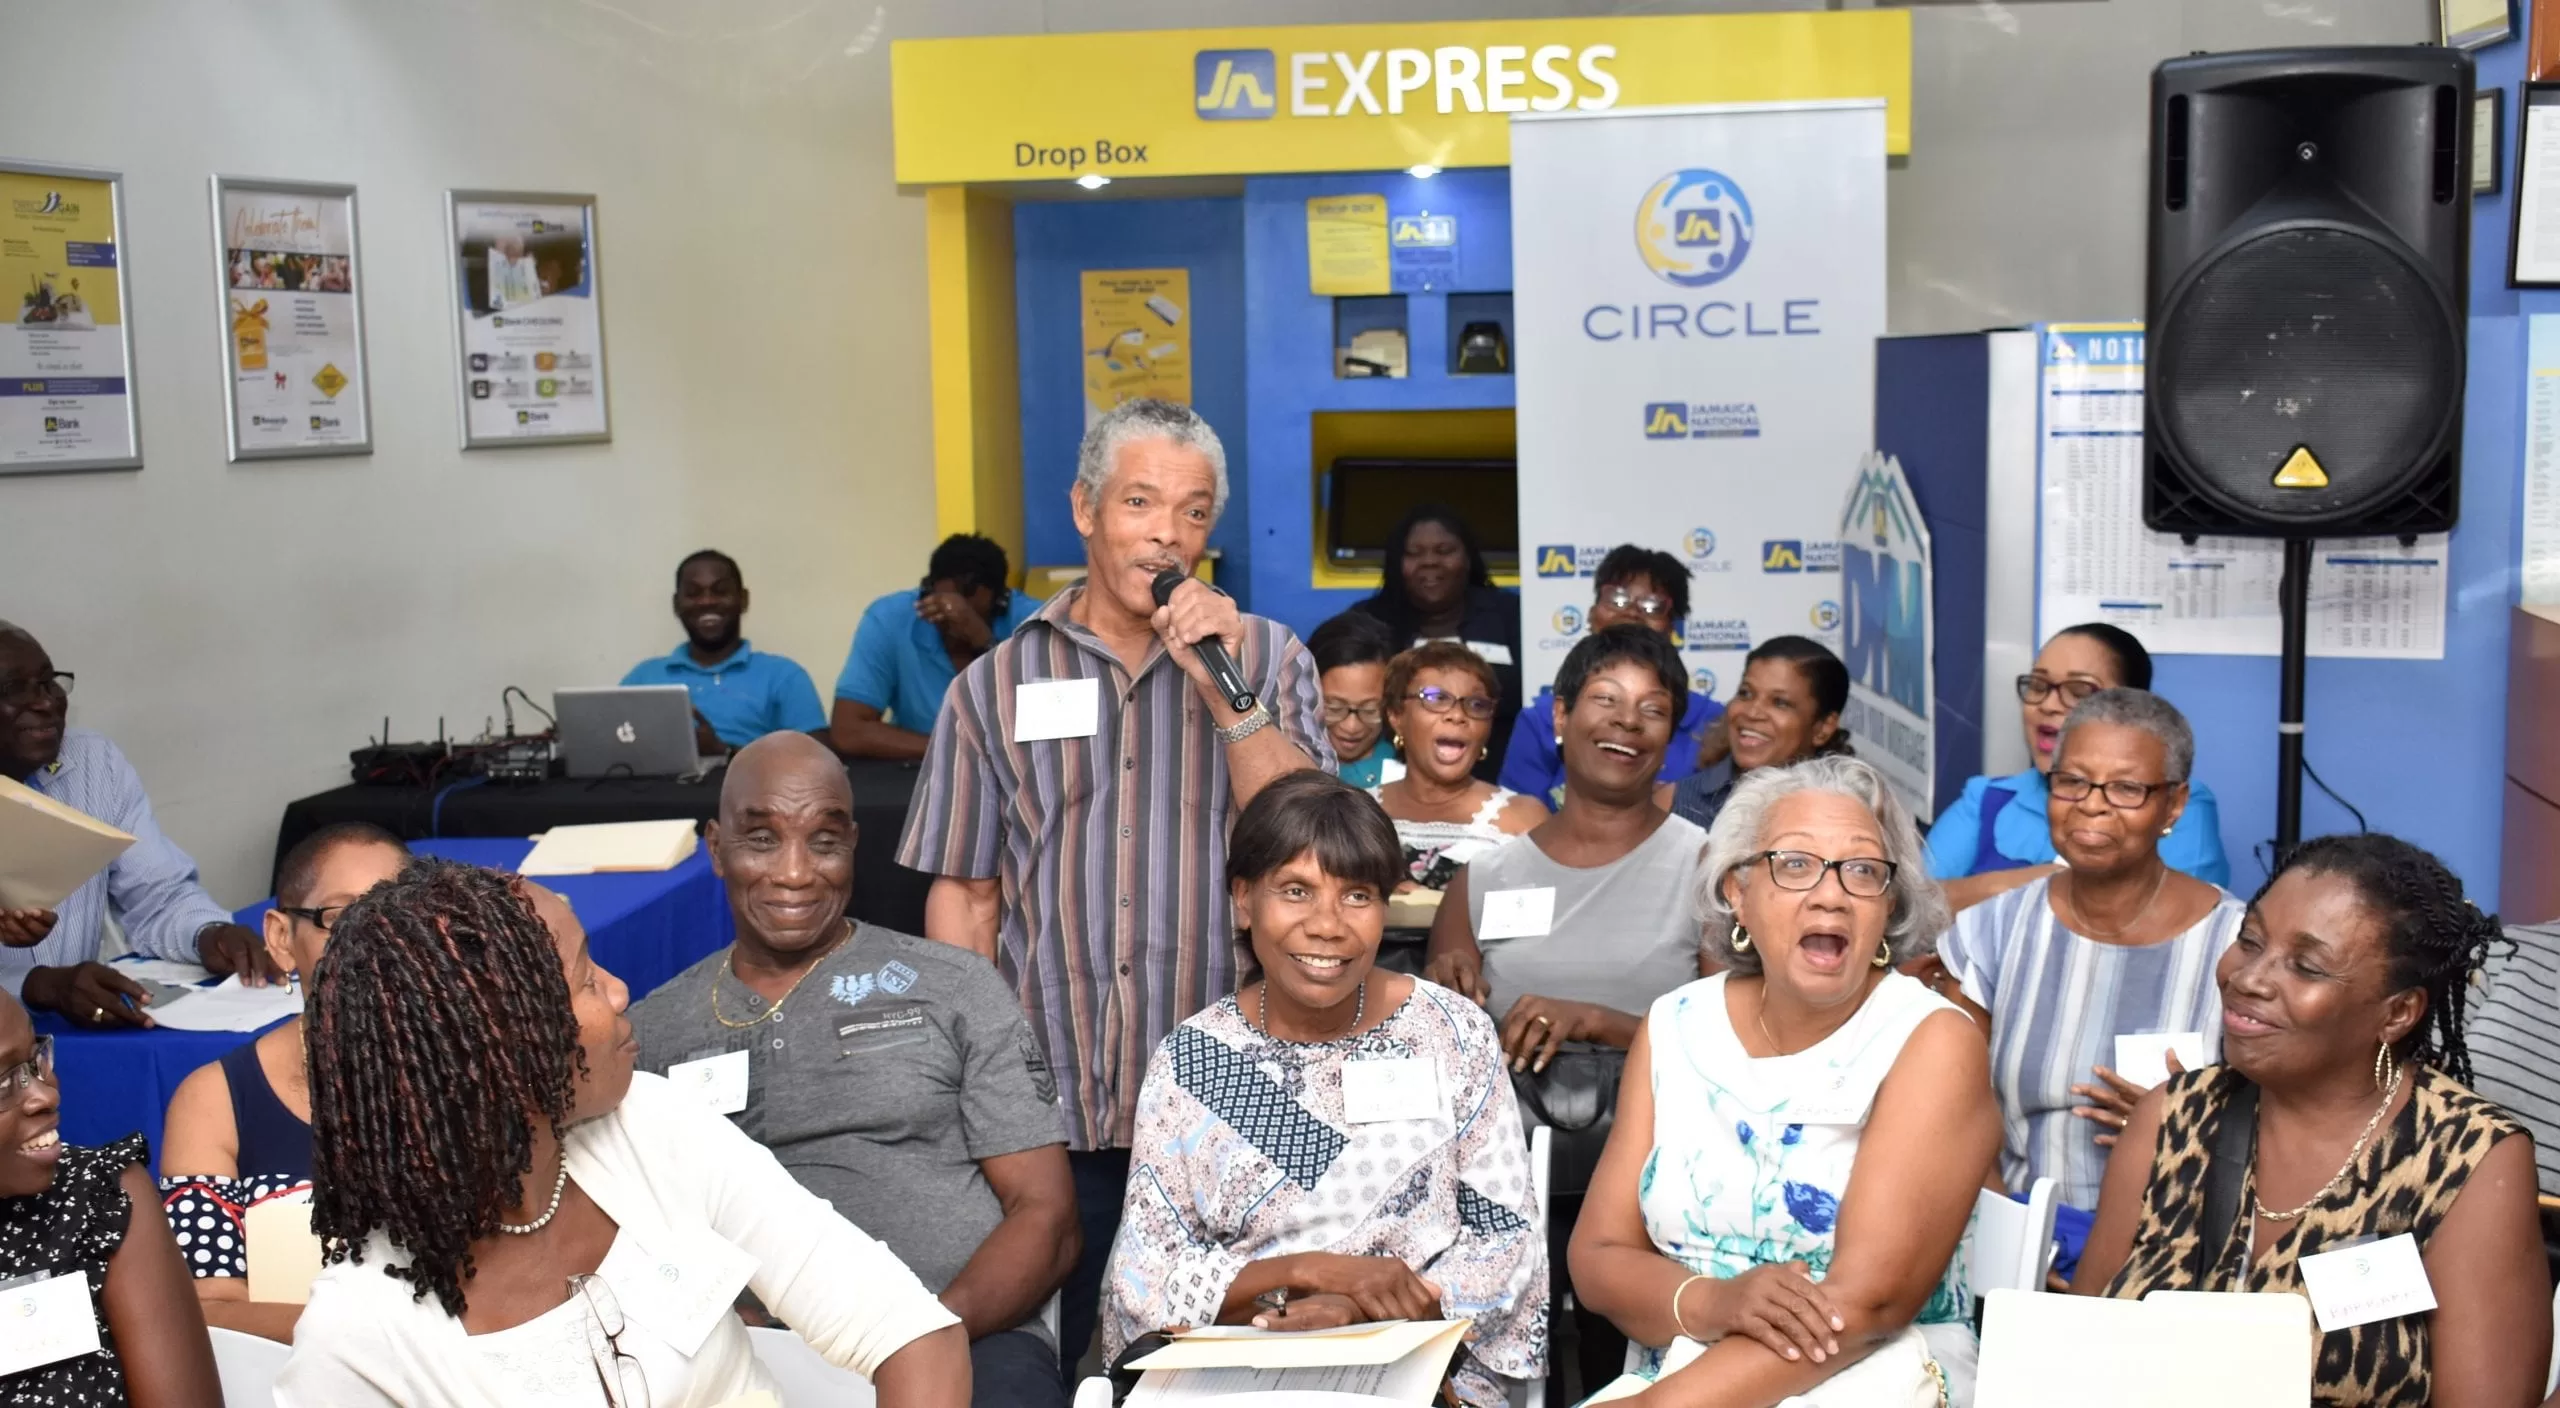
[1076, 173, 1112, 190]
[1407, 164, 1441, 179]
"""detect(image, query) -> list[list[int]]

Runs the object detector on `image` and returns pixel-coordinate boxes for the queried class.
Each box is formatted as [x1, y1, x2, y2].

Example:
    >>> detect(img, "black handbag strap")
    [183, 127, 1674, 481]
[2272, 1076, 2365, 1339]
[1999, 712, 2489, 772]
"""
[2195, 1075, 2260, 1286]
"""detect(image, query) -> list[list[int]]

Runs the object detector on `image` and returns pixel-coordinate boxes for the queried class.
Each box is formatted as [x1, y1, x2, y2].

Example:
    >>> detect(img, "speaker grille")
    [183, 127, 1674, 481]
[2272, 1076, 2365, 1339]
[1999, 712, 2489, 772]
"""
[2152, 226, 2459, 524]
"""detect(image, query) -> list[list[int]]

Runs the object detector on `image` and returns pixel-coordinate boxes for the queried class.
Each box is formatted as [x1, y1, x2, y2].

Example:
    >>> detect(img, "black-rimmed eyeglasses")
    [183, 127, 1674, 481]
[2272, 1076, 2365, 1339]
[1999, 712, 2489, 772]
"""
[2015, 675, 2101, 707]
[1751, 850, 1898, 898]
[275, 903, 350, 932]
[2048, 771, 2171, 809]
[0, 672, 71, 708]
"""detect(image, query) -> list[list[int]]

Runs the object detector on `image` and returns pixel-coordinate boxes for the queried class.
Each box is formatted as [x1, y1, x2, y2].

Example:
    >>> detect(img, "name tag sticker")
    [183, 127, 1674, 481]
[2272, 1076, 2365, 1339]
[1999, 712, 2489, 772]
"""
[1341, 1056, 1441, 1124]
[1477, 887, 1555, 942]
[1785, 1070, 1873, 1126]
[668, 1049, 750, 1116]
[2297, 1233, 2435, 1333]
[1013, 679, 1100, 743]
[1465, 641, 1515, 666]
[604, 1228, 759, 1357]
[2112, 1032, 2207, 1090]
[0, 1272, 100, 1378]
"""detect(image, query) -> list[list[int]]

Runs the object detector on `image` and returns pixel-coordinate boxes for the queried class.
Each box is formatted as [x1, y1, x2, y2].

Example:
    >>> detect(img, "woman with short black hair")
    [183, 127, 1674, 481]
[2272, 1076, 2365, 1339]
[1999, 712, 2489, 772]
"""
[1103, 772, 1544, 1406]
[2076, 833, 2550, 1408]
[1353, 505, 1521, 779]
[1663, 635, 1853, 834]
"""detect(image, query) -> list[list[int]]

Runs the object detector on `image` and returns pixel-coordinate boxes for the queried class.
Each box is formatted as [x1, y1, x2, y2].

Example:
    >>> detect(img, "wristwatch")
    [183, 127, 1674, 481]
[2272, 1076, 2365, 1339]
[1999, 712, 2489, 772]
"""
[1215, 703, 1274, 744]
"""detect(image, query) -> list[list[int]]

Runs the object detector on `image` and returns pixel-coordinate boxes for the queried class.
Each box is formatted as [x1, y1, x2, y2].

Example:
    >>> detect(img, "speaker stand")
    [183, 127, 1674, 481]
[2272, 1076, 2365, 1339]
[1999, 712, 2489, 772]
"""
[2274, 537, 2312, 858]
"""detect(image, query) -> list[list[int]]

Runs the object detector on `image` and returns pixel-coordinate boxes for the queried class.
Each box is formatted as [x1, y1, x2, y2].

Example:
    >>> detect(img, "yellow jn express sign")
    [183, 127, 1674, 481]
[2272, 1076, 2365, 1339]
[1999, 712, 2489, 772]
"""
[890, 12, 1911, 184]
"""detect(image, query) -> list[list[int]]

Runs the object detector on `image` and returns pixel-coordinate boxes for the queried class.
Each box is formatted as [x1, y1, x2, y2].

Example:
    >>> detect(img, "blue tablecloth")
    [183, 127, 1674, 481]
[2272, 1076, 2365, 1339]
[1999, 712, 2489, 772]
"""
[46, 835, 733, 1165]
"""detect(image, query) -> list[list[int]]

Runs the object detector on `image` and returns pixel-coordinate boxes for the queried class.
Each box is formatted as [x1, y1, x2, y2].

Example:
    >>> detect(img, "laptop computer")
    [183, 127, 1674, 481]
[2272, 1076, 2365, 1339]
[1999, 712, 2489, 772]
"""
[553, 686, 704, 779]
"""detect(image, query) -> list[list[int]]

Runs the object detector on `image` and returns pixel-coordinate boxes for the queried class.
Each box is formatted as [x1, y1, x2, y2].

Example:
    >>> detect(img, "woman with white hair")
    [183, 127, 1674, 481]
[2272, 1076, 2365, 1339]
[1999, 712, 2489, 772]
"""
[1568, 756, 1997, 1405]
[1930, 688, 2244, 1282]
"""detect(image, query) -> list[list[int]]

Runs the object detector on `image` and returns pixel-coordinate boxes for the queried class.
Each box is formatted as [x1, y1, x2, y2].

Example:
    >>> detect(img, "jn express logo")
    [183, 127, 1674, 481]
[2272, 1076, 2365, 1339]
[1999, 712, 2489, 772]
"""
[1196, 50, 1277, 119]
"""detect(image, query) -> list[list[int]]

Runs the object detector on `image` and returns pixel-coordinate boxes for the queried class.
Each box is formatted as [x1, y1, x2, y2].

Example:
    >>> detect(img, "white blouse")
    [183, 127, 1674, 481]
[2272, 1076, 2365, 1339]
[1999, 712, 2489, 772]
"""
[278, 1072, 959, 1407]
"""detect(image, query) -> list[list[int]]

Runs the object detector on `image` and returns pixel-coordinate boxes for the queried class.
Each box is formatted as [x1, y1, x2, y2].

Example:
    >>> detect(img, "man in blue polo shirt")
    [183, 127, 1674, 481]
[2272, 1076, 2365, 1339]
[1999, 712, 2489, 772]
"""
[622, 549, 826, 757]
[829, 534, 1038, 760]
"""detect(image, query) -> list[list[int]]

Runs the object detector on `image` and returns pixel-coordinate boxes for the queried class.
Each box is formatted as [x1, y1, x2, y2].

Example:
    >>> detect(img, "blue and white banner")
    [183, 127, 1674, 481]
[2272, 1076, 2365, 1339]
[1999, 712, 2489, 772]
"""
[1510, 101, 1887, 711]
[1840, 452, 1934, 819]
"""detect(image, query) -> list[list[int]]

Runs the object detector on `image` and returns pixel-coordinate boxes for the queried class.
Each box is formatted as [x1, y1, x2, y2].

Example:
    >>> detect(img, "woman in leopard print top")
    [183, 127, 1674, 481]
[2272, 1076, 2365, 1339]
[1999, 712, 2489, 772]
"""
[2074, 834, 2549, 1407]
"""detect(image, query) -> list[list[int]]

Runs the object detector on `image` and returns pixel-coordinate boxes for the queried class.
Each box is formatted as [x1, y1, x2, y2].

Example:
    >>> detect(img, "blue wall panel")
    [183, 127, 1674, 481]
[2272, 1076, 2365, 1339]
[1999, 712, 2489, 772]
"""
[1241, 169, 1518, 636]
[1014, 197, 1249, 579]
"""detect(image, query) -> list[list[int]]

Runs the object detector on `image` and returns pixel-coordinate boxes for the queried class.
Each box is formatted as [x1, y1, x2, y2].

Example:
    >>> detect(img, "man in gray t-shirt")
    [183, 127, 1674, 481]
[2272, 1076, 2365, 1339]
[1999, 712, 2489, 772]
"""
[629, 733, 1076, 1406]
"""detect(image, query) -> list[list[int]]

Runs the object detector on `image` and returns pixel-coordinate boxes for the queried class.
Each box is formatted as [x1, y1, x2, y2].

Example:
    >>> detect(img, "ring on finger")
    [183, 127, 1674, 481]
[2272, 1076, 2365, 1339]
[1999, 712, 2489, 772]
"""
[1532, 1015, 1551, 1027]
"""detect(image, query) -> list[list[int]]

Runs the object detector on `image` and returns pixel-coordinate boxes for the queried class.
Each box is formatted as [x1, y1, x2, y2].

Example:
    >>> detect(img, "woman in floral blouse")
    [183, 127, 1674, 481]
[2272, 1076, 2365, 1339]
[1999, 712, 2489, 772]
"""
[1102, 772, 1546, 1406]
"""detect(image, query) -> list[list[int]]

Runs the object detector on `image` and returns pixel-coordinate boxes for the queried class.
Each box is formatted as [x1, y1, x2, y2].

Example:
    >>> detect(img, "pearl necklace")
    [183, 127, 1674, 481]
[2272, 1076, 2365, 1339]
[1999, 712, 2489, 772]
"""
[498, 1158, 569, 1236]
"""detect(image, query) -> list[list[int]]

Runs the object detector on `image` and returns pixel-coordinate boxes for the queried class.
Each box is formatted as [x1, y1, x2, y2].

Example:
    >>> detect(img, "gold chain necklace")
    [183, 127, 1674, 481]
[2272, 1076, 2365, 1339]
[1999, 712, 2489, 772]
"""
[2251, 1064, 2404, 1223]
[710, 921, 853, 1030]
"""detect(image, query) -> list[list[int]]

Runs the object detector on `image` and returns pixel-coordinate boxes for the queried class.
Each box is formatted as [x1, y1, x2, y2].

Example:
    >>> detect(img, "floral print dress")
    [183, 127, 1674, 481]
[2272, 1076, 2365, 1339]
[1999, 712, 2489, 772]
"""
[1629, 973, 1974, 1388]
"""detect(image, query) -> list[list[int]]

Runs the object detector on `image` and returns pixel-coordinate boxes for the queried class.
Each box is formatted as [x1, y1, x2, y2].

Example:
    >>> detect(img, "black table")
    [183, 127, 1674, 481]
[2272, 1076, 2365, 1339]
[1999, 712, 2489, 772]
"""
[274, 759, 935, 936]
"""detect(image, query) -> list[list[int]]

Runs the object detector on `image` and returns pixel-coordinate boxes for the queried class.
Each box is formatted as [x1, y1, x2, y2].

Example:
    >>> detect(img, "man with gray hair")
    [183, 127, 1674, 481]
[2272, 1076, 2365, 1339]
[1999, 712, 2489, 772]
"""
[899, 398, 1331, 1369]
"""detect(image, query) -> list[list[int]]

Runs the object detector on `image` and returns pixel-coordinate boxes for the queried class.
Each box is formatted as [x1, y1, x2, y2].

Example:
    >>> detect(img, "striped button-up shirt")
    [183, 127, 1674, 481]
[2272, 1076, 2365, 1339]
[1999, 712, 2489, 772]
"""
[897, 587, 1332, 1150]
[9, 728, 233, 995]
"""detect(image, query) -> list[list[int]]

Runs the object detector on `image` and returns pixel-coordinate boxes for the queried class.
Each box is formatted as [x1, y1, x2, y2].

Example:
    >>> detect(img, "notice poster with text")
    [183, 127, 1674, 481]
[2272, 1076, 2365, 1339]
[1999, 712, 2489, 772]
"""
[1081, 269, 1191, 429]
[1, 165, 138, 473]
[448, 192, 609, 446]
[217, 180, 369, 459]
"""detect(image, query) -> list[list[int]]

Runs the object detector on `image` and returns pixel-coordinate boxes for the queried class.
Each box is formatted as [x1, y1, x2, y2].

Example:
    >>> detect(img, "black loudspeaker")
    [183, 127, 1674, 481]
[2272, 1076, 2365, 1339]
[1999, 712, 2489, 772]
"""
[2145, 47, 2472, 539]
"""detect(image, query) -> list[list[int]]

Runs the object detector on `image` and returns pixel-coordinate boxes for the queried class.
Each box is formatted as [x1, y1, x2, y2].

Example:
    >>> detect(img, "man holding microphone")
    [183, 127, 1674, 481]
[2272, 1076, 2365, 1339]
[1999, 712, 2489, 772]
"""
[899, 399, 1331, 1371]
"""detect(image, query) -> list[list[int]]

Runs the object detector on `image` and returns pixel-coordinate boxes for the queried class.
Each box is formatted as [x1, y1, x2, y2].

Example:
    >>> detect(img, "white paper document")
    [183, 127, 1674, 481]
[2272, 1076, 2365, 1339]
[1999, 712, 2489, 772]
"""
[107, 956, 213, 987]
[2112, 1032, 2207, 1090]
[2035, 324, 2447, 659]
[148, 975, 304, 1032]
[519, 819, 699, 876]
[1125, 1319, 1469, 1405]
[0, 772, 135, 910]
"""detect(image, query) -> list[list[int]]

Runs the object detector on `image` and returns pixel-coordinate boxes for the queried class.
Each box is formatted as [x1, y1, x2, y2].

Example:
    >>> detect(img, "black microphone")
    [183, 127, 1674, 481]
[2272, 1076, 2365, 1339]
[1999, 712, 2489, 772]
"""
[1151, 567, 1258, 715]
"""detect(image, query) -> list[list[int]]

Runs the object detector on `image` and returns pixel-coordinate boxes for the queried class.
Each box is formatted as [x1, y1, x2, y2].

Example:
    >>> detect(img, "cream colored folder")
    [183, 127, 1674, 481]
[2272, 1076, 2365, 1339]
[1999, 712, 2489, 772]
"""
[0, 773, 135, 910]
[243, 1192, 323, 1305]
[517, 819, 699, 876]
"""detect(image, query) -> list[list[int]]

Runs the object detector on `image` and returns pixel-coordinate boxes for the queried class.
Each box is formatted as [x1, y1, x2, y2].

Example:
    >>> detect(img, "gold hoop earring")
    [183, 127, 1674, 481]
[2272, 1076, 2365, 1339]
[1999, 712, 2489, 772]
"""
[1730, 925, 1751, 953]
[1872, 939, 1893, 969]
[1392, 734, 1404, 751]
[2374, 1041, 2400, 1093]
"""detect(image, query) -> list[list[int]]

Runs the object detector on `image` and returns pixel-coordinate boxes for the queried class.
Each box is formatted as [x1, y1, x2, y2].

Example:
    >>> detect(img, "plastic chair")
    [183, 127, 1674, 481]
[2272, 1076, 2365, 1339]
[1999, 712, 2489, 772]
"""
[748, 1325, 878, 1407]
[1516, 1124, 1551, 1408]
[1966, 1178, 2059, 1297]
[2547, 1282, 2559, 1398]
[209, 1326, 291, 1408]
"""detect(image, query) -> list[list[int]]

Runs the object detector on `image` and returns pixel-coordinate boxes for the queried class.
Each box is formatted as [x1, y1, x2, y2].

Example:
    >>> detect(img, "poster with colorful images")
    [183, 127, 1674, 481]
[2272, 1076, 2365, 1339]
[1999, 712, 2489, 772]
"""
[1080, 269, 1190, 429]
[215, 178, 369, 460]
[447, 191, 609, 446]
[0, 163, 138, 473]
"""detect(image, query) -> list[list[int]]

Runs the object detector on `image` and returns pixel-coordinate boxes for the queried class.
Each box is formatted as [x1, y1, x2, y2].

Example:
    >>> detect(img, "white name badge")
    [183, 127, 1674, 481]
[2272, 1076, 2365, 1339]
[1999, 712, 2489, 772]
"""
[2297, 1234, 2436, 1333]
[1784, 1070, 1874, 1126]
[668, 1049, 751, 1116]
[1464, 641, 1516, 667]
[1013, 679, 1100, 743]
[602, 1227, 760, 1357]
[0, 1272, 101, 1379]
[1477, 887, 1555, 942]
[2112, 1032, 2208, 1090]
[1341, 1056, 1442, 1124]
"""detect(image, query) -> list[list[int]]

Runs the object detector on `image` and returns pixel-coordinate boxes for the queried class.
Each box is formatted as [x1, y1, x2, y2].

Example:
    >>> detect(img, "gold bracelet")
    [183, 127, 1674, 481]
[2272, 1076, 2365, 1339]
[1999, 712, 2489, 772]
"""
[1669, 1272, 1711, 1340]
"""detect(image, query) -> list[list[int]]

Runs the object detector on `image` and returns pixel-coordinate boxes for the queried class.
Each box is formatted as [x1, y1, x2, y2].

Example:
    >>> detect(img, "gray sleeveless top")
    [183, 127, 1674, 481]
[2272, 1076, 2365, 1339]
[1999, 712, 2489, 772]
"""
[1465, 813, 1707, 1018]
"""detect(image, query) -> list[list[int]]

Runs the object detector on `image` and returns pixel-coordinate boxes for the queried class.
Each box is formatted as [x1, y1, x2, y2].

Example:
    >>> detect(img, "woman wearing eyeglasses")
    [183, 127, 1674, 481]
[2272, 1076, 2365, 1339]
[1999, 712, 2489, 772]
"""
[1352, 505, 1522, 781]
[1929, 689, 2244, 1285]
[1924, 624, 2230, 915]
[0, 989, 221, 1406]
[279, 859, 968, 1407]
[1568, 757, 1994, 1405]
[158, 823, 409, 1344]
[1372, 643, 1545, 894]
[1307, 611, 1405, 789]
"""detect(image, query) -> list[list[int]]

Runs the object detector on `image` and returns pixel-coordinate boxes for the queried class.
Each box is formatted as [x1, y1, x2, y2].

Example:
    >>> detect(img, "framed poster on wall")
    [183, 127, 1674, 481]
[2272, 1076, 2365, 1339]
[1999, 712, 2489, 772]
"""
[0, 158, 140, 474]
[445, 189, 610, 448]
[212, 176, 372, 461]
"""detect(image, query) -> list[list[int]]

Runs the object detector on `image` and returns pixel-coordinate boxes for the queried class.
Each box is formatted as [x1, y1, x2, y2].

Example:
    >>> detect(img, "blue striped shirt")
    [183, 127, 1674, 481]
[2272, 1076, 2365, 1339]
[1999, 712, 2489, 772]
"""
[11, 728, 232, 994]
[1937, 876, 2244, 1209]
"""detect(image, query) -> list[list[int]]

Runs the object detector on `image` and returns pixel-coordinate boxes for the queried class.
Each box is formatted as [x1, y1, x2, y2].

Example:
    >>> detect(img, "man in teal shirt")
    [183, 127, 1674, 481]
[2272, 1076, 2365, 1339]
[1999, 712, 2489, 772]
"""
[621, 549, 827, 756]
[830, 534, 1039, 760]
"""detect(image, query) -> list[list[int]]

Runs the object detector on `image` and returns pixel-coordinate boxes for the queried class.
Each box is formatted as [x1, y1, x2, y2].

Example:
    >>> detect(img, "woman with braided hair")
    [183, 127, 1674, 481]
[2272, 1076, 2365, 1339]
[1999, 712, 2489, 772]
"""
[277, 858, 969, 1407]
[2076, 834, 2551, 1407]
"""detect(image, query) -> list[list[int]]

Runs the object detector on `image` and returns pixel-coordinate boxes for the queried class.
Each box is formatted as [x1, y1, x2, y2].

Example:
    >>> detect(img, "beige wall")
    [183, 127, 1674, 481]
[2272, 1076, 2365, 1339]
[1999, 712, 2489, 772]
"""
[0, 0, 2429, 902]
